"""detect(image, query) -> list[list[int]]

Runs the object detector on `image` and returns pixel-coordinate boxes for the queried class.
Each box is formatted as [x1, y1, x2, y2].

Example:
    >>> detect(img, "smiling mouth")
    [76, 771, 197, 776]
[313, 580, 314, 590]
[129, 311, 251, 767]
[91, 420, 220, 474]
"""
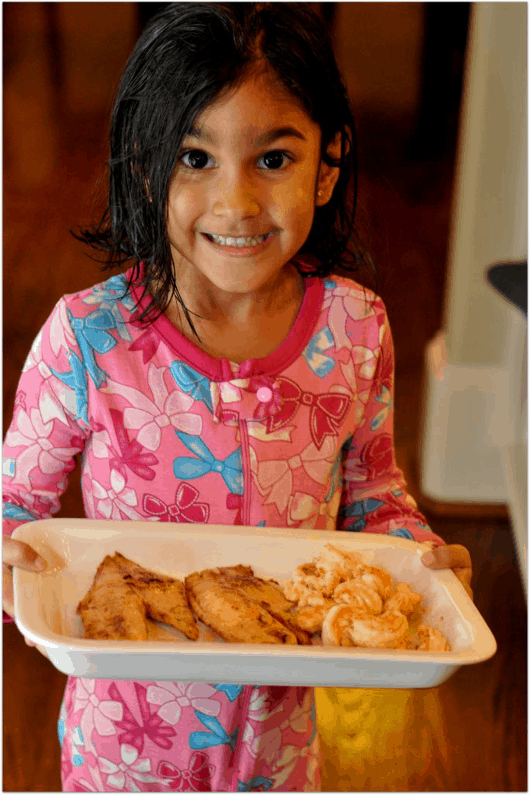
[203, 232, 272, 248]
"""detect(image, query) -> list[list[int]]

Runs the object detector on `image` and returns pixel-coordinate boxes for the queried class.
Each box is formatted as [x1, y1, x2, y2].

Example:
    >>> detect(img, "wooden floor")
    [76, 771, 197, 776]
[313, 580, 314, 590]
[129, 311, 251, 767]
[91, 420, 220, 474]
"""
[3, 4, 527, 792]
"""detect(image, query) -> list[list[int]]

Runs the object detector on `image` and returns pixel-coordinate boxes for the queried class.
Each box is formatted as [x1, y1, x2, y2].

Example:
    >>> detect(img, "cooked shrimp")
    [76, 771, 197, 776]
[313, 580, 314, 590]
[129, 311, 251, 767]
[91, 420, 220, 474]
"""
[321, 604, 366, 647]
[294, 595, 335, 633]
[287, 561, 340, 598]
[412, 624, 451, 651]
[385, 582, 422, 616]
[355, 565, 393, 601]
[343, 609, 409, 649]
[283, 578, 310, 603]
[314, 543, 363, 581]
[332, 580, 383, 615]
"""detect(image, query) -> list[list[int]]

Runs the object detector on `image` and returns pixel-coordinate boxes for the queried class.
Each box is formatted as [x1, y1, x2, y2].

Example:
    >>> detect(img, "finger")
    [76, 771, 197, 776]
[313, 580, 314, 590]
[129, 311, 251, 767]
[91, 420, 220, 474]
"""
[3, 596, 15, 618]
[24, 636, 36, 647]
[2, 537, 46, 571]
[421, 544, 471, 570]
[454, 566, 473, 599]
[2, 563, 15, 617]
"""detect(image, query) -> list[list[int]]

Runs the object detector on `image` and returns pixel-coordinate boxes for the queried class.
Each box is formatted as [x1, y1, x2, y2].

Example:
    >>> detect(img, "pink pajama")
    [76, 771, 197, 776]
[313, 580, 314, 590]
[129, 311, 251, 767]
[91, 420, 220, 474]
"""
[3, 265, 443, 791]
[58, 680, 320, 792]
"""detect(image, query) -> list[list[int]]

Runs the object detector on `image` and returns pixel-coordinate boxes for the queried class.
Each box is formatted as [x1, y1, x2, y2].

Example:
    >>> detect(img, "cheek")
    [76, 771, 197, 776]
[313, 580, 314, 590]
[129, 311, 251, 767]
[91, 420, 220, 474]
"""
[168, 189, 202, 234]
[271, 180, 315, 219]
[180, 189, 202, 215]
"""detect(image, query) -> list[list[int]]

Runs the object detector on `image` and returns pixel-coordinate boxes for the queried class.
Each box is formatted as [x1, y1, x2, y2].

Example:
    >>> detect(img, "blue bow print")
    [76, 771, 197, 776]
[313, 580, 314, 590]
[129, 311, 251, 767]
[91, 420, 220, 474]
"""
[370, 384, 392, 431]
[388, 528, 415, 540]
[325, 450, 344, 503]
[57, 716, 66, 748]
[68, 308, 118, 388]
[3, 459, 15, 478]
[3, 502, 37, 522]
[324, 436, 353, 501]
[96, 274, 135, 309]
[214, 684, 245, 702]
[71, 725, 85, 767]
[303, 325, 335, 378]
[170, 362, 213, 412]
[50, 349, 88, 424]
[238, 776, 274, 791]
[83, 275, 135, 341]
[189, 712, 238, 752]
[339, 498, 384, 533]
[174, 432, 243, 494]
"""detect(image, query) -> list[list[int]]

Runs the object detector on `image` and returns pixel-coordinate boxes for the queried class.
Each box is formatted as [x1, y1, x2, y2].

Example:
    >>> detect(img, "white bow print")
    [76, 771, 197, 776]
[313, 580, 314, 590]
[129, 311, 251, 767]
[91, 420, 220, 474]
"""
[92, 470, 141, 520]
[73, 678, 123, 755]
[101, 365, 202, 451]
[250, 437, 335, 516]
[99, 744, 161, 790]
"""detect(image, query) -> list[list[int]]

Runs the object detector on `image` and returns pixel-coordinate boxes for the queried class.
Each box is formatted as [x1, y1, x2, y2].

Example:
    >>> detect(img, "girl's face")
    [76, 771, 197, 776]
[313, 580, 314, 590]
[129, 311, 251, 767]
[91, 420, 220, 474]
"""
[166, 71, 339, 299]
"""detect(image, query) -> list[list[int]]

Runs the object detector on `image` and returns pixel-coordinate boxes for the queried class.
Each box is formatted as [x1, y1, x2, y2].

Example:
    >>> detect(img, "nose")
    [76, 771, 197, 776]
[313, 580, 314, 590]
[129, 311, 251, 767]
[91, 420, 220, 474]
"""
[212, 170, 260, 220]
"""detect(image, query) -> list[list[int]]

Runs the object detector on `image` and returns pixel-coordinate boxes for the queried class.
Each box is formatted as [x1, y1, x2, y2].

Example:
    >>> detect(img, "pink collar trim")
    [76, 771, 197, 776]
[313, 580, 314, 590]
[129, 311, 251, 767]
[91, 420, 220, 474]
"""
[128, 266, 325, 381]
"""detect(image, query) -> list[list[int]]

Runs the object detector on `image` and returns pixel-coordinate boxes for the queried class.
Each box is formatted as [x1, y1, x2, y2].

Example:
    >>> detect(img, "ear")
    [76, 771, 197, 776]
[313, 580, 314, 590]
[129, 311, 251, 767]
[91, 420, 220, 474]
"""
[316, 132, 342, 206]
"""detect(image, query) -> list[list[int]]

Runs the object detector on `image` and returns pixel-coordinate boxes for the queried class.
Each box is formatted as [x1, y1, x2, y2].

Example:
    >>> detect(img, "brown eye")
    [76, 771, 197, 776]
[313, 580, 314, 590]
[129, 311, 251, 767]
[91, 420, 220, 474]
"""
[259, 151, 290, 170]
[181, 150, 212, 169]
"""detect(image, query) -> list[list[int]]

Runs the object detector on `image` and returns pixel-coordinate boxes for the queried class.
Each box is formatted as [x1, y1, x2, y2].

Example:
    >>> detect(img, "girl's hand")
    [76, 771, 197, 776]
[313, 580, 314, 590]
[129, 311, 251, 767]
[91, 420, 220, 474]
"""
[3, 537, 49, 656]
[421, 544, 473, 598]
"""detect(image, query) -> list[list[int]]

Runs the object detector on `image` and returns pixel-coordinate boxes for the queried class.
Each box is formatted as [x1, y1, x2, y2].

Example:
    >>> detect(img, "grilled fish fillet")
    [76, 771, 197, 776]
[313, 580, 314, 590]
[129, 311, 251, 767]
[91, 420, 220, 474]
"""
[77, 553, 199, 641]
[185, 565, 301, 645]
[113, 552, 199, 640]
[77, 555, 149, 640]
[214, 566, 312, 645]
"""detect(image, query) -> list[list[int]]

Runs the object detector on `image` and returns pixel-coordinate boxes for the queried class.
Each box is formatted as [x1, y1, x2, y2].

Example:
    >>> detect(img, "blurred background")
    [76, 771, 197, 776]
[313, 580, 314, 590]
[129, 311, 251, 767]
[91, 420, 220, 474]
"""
[3, 2, 527, 791]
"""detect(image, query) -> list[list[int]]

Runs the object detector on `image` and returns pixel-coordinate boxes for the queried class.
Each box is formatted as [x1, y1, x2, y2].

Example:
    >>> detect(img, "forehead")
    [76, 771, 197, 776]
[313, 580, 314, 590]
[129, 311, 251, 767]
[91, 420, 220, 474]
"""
[189, 71, 321, 146]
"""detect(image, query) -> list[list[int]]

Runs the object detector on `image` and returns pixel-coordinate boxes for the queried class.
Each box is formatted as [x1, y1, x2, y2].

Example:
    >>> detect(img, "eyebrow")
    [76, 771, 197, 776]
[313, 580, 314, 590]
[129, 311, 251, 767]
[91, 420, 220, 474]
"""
[187, 125, 307, 146]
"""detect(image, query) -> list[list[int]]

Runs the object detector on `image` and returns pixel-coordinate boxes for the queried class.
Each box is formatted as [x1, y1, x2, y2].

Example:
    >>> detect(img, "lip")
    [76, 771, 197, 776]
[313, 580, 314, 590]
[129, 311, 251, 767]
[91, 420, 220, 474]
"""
[201, 232, 274, 257]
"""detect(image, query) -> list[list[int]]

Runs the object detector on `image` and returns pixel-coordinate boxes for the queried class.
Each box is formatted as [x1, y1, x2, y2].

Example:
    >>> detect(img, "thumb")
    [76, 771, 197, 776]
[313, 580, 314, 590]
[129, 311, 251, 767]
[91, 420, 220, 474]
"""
[421, 544, 471, 570]
[421, 544, 473, 599]
[3, 537, 47, 572]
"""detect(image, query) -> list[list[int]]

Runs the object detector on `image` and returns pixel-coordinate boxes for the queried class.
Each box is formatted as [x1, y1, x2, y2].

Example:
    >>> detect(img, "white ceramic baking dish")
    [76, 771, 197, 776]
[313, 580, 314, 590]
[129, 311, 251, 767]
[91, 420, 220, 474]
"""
[12, 519, 496, 688]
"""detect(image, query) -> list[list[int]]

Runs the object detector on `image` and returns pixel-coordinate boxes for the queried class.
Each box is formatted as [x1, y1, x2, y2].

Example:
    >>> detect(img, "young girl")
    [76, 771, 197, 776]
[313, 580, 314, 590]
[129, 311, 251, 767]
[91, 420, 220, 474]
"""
[3, 3, 472, 792]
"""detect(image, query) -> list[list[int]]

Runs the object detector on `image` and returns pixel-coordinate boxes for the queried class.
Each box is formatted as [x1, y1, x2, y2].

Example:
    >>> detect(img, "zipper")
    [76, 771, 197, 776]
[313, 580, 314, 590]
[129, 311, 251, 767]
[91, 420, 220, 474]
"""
[230, 684, 254, 791]
[238, 420, 252, 526]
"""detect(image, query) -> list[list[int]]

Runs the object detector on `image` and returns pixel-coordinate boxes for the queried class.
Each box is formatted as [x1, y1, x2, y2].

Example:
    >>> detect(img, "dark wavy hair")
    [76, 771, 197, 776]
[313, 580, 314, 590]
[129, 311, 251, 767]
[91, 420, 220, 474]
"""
[75, 2, 377, 330]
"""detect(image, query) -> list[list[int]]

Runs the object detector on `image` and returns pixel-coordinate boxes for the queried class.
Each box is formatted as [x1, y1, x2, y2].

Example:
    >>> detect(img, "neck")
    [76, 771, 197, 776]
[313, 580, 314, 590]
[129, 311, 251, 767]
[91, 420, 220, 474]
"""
[165, 263, 304, 334]
[156, 263, 306, 362]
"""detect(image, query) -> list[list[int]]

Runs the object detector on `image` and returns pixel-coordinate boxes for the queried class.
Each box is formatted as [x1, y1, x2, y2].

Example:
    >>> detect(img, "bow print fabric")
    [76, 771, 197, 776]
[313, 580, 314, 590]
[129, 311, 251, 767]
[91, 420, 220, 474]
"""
[267, 377, 352, 450]
[170, 362, 213, 412]
[143, 483, 210, 523]
[68, 308, 119, 388]
[101, 365, 203, 451]
[128, 311, 163, 363]
[81, 274, 136, 343]
[50, 350, 89, 425]
[210, 374, 282, 425]
[302, 326, 336, 378]
[157, 751, 215, 791]
[3, 268, 446, 791]
[173, 431, 243, 494]
[250, 436, 336, 516]
[92, 473, 142, 521]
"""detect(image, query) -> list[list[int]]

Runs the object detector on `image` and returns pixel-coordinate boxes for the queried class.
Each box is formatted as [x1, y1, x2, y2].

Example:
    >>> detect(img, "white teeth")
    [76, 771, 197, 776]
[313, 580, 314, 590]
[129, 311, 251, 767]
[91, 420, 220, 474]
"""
[208, 233, 269, 247]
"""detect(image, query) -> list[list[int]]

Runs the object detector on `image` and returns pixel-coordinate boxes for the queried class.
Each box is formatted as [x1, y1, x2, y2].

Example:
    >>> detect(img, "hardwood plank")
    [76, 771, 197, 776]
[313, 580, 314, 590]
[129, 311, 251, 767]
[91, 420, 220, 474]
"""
[3, 625, 66, 791]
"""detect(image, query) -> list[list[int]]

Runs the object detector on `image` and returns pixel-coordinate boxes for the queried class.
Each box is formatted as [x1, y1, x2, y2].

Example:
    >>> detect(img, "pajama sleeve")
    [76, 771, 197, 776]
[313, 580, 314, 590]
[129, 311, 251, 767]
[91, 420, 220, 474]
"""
[337, 308, 445, 546]
[3, 297, 90, 540]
